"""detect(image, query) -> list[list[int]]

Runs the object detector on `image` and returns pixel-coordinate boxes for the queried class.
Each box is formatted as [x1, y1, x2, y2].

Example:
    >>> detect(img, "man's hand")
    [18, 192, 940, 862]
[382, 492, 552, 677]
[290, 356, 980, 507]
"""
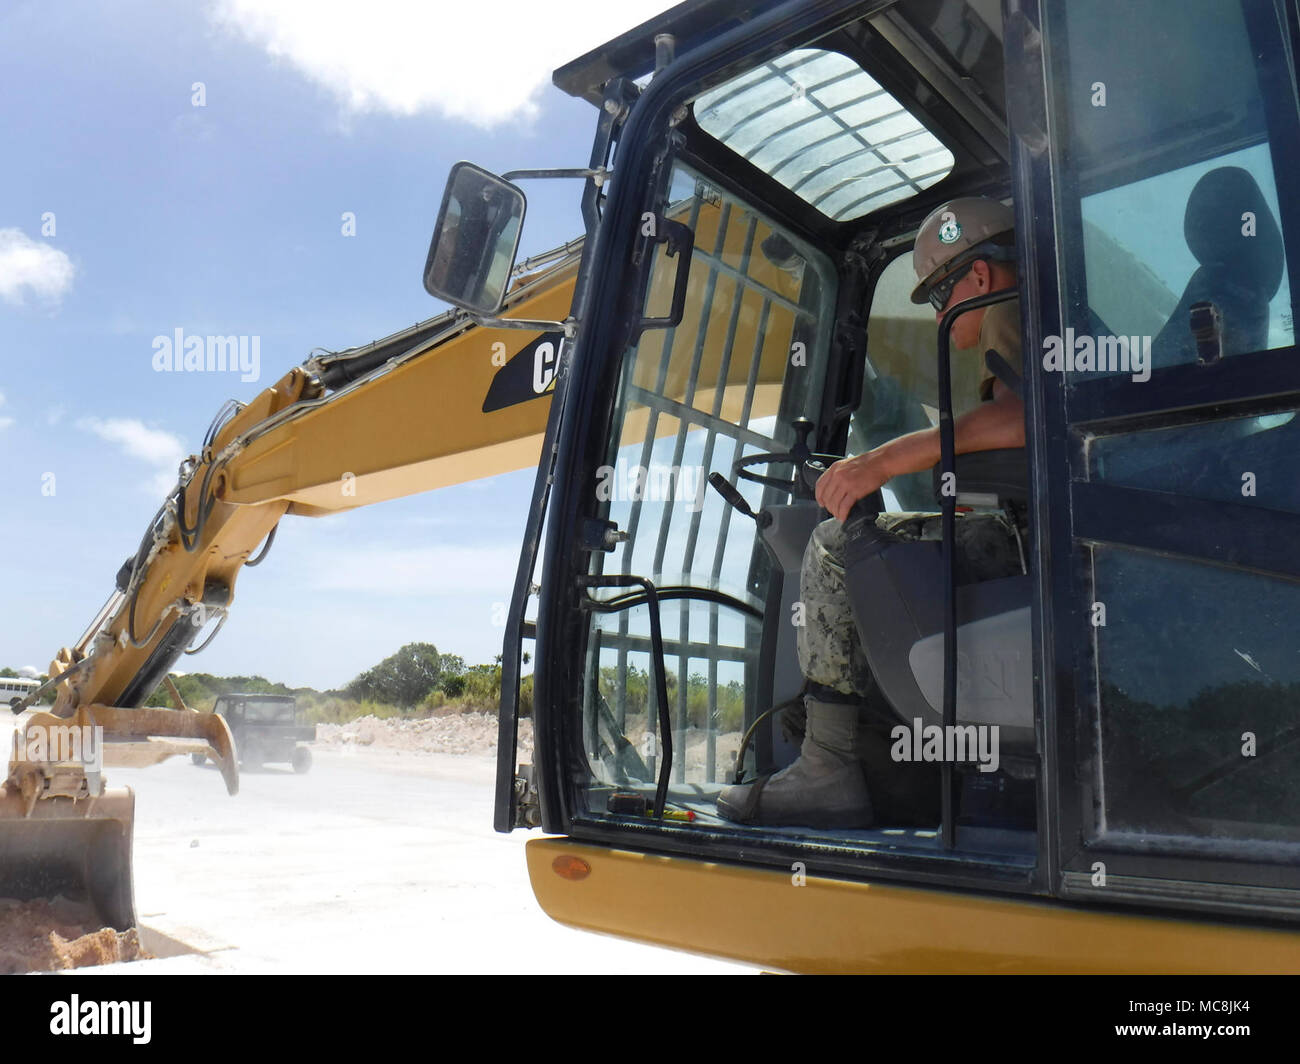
[815, 451, 891, 522]
[814, 387, 1025, 523]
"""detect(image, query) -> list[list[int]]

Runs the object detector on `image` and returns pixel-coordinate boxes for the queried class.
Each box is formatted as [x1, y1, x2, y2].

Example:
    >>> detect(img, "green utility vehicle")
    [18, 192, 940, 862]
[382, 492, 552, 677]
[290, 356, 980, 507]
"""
[192, 693, 315, 773]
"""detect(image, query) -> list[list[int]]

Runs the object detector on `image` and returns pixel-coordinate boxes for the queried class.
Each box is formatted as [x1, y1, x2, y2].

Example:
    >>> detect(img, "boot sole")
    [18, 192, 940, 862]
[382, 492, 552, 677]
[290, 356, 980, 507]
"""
[716, 793, 872, 829]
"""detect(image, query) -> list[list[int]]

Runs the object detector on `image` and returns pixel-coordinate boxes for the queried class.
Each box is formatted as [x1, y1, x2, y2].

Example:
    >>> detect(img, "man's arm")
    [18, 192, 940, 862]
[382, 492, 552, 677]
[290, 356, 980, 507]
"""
[815, 383, 1025, 521]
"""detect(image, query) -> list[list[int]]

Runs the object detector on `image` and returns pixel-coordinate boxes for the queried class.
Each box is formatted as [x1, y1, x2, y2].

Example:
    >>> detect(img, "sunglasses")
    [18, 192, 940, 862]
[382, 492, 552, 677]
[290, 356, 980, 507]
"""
[926, 261, 975, 312]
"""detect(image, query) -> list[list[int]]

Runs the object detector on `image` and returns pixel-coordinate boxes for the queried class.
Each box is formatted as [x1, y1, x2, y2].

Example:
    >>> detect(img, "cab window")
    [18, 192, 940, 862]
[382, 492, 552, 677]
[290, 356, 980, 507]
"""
[694, 47, 955, 221]
[1048, 0, 1300, 871]
[580, 164, 835, 798]
[1054, 0, 1296, 373]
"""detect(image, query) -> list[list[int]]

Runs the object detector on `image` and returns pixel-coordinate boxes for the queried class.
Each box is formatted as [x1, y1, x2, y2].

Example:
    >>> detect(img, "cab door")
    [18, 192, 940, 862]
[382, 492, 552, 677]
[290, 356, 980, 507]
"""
[1029, 0, 1300, 919]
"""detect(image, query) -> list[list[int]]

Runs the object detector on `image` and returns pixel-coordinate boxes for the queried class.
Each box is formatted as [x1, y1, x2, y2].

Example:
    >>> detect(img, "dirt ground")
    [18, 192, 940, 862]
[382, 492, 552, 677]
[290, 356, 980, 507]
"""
[316, 712, 534, 757]
[0, 897, 151, 973]
[316, 712, 745, 778]
[0, 712, 754, 974]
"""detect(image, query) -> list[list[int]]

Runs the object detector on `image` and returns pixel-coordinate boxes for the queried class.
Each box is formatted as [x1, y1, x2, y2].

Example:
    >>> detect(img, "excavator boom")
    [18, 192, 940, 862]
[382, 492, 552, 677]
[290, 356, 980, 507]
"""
[5, 184, 786, 934]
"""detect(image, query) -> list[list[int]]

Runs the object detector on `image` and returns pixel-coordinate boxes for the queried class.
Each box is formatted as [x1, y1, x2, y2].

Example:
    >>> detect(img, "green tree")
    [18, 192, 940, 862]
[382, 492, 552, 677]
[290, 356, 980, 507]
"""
[438, 654, 467, 678]
[145, 671, 295, 710]
[435, 654, 469, 698]
[346, 642, 443, 708]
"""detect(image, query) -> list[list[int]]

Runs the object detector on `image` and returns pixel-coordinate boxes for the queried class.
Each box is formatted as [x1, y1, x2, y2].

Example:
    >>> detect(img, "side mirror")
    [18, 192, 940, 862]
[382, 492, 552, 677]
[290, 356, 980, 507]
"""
[423, 161, 527, 315]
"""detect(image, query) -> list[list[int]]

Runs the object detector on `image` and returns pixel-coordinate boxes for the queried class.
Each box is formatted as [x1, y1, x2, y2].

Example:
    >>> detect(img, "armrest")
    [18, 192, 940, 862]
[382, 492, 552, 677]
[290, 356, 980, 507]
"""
[931, 448, 1028, 505]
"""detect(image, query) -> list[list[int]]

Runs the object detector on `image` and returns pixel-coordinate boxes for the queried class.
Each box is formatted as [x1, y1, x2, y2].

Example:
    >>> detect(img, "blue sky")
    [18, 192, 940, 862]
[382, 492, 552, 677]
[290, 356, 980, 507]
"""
[0, 0, 666, 688]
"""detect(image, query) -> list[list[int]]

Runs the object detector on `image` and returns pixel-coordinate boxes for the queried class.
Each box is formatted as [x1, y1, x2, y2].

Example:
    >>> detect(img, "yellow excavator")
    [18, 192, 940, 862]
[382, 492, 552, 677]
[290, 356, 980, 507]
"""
[12, 0, 1300, 974]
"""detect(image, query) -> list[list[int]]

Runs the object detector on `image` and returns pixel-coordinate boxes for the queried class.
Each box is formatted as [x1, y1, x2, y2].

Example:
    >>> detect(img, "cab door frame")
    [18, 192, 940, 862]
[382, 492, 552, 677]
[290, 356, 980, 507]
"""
[531, 0, 1057, 899]
[532, 0, 906, 839]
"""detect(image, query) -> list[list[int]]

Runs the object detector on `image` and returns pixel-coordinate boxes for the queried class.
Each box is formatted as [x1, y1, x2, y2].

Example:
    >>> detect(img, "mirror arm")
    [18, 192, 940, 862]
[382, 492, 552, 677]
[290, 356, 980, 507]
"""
[501, 167, 611, 188]
[465, 314, 577, 339]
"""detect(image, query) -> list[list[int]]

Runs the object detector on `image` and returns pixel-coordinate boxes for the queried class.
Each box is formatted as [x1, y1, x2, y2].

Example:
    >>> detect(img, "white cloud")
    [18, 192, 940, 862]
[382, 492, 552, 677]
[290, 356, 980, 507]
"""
[0, 229, 75, 307]
[77, 417, 186, 495]
[0, 391, 10, 431]
[45, 404, 65, 426]
[209, 0, 669, 127]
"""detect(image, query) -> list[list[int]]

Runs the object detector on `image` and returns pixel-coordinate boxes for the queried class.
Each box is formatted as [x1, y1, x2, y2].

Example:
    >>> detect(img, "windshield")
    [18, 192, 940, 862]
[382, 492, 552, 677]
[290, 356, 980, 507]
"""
[241, 700, 296, 723]
[578, 162, 834, 804]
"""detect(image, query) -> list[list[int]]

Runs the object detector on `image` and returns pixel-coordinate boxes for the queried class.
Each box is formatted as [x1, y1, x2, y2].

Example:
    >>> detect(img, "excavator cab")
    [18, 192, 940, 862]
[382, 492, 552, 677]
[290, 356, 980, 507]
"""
[447, 0, 1300, 970]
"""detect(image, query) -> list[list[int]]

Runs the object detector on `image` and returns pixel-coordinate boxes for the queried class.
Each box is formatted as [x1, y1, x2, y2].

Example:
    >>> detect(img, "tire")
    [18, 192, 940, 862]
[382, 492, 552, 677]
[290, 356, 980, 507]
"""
[191, 752, 206, 766]
[292, 746, 312, 775]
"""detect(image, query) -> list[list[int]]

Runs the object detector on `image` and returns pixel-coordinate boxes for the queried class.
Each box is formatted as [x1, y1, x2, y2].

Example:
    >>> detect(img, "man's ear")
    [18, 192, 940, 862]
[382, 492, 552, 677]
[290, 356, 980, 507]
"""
[970, 258, 993, 291]
[990, 260, 1019, 292]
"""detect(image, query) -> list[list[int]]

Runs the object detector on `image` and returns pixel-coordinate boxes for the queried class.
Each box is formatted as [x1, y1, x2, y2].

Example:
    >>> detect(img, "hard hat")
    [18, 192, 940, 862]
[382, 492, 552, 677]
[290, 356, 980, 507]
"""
[910, 197, 1016, 305]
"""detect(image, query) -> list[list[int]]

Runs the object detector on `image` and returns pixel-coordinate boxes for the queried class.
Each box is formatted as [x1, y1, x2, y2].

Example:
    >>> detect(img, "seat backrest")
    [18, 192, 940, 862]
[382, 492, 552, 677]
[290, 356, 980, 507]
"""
[1152, 166, 1283, 366]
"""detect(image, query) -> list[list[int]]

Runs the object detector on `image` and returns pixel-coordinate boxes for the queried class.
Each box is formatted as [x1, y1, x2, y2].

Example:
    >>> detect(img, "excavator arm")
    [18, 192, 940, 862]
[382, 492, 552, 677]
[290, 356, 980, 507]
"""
[2, 246, 581, 928]
[3, 188, 794, 931]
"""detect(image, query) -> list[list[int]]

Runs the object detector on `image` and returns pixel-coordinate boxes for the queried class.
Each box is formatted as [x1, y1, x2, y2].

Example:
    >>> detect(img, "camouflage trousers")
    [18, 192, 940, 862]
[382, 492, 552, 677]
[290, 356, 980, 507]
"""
[796, 512, 1026, 699]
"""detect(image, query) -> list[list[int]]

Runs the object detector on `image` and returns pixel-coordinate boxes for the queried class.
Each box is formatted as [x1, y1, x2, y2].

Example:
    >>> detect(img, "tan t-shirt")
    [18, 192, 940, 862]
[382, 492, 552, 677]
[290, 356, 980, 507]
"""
[976, 299, 1022, 401]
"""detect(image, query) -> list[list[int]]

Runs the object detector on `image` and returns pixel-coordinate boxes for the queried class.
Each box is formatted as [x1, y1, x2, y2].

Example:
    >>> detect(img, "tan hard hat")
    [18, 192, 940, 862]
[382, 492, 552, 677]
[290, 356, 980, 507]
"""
[910, 197, 1016, 304]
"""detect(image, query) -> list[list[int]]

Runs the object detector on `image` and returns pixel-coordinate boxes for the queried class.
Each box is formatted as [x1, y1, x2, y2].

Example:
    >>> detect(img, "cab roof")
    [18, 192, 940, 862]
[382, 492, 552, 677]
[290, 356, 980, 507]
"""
[552, 0, 1012, 238]
[553, 0, 780, 106]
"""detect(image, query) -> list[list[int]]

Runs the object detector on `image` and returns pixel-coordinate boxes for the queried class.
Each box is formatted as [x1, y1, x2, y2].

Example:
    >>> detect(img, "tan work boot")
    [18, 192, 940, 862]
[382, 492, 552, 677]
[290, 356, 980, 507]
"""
[716, 697, 873, 828]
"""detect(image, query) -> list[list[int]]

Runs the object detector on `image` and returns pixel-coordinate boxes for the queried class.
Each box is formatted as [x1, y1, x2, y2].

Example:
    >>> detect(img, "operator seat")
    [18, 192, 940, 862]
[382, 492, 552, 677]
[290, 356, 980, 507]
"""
[840, 411, 1035, 756]
[1151, 166, 1284, 367]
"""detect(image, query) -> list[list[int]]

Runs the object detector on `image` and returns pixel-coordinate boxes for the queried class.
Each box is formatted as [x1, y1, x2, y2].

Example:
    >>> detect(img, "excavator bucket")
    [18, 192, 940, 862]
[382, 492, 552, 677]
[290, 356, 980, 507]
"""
[0, 782, 136, 931]
[0, 704, 239, 935]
